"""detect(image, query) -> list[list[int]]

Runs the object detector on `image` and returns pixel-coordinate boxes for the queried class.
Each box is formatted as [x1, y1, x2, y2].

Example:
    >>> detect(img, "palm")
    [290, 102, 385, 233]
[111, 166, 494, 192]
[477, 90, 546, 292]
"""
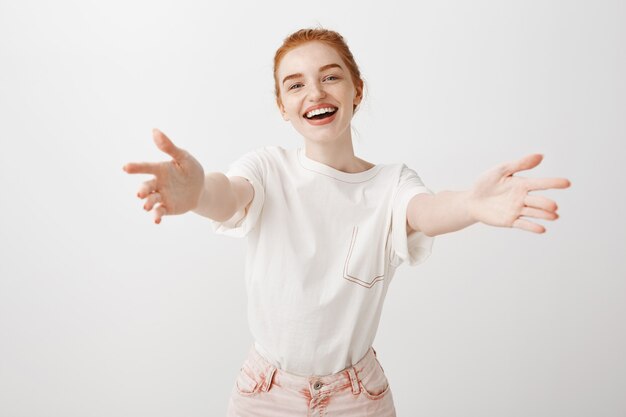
[123, 129, 205, 223]
[468, 154, 570, 233]
[155, 154, 204, 214]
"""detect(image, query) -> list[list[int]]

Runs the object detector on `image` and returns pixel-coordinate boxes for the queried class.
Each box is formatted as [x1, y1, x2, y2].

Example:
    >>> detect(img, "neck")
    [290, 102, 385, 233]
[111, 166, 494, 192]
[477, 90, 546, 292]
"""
[302, 128, 374, 173]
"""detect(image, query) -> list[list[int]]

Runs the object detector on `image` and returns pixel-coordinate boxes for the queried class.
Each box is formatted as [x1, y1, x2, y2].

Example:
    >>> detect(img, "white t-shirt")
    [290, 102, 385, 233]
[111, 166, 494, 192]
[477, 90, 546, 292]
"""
[210, 146, 434, 376]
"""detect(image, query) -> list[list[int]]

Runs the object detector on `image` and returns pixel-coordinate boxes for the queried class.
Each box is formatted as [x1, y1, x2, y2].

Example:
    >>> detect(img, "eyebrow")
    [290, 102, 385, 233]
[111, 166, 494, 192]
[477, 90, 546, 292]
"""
[282, 63, 344, 85]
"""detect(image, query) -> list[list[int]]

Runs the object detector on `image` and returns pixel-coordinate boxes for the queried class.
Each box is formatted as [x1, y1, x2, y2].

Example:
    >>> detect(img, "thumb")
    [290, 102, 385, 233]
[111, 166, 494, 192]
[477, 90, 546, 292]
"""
[152, 128, 186, 161]
[502, 153, 543, 176]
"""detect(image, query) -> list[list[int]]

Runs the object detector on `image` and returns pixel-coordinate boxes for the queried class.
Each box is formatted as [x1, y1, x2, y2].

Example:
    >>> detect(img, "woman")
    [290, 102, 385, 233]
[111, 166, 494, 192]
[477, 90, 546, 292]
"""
[124, 28, 570, 417]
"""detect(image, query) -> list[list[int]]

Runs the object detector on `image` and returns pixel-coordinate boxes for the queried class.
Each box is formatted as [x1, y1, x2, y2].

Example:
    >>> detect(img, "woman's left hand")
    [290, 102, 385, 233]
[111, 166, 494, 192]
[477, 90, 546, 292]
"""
[468, 154, 571, 233]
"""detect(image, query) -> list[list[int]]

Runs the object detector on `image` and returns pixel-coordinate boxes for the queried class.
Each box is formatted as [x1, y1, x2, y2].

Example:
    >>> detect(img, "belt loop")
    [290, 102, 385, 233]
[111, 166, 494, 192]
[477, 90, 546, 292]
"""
[347, 367, 360, 395]
[261, 366, 277, 392]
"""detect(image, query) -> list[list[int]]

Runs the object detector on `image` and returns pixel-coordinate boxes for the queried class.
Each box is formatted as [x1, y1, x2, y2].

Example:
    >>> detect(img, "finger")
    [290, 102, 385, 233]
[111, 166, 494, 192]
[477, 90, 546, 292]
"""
[153, 204, 167, 224]
[143, 192, 162, 211]
[501, 154, 543, 176]
[123, 161, 160, 175]
[512, 218, 546, 234]
[525, 177, 571, 191]
[153, 128, 187, 161]
[524, 195, 558, 212]
[137, 179, 158, 198]
[520, 206, 559, 221]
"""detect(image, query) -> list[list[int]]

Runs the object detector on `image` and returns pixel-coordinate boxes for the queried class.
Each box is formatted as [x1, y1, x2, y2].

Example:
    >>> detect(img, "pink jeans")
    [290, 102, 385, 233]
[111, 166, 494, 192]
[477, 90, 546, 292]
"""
[227, 345, 396, 417]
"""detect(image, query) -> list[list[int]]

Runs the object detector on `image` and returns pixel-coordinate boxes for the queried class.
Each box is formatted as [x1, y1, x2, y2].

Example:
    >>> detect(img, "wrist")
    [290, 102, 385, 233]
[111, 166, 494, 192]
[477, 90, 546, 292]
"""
[191, 176, 211, 215]
[463, 189, 480, 225]
[192, 183, 207, 212]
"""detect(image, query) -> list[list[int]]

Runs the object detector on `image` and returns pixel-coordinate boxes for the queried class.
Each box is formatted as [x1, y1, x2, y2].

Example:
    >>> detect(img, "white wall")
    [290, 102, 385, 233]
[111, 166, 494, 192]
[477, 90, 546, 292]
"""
[0, 0, 624, 416]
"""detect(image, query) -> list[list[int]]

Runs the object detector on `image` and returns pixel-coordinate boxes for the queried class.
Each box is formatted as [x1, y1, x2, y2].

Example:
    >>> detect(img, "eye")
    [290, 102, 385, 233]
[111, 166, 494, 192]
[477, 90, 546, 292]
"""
[289, 83, 303, 90]
[324, 75, 339, 82]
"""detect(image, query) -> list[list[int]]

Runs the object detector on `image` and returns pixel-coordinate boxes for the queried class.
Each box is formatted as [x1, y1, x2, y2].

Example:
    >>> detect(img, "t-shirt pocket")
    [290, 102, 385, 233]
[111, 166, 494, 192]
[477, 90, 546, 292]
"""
[343, 225, 387, 288]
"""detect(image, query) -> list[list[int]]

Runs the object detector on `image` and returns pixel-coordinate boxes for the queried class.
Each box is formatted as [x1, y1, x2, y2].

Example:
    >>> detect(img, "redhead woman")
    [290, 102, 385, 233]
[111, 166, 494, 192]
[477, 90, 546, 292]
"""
[124, 28, 570, 417]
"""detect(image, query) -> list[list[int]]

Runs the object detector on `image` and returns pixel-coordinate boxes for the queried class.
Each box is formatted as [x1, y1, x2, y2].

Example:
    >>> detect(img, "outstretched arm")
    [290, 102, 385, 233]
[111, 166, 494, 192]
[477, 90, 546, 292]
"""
[407, 154, 571, 237]
[123, 129, 252, 224]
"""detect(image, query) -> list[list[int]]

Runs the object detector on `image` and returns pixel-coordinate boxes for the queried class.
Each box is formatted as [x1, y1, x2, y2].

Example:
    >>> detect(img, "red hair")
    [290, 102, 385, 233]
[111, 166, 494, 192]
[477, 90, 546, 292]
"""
[273, 28, 364, 113]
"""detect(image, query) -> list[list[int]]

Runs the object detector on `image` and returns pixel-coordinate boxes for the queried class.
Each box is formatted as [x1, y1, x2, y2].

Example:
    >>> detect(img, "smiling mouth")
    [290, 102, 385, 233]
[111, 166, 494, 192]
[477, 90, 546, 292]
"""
[303, 107, 338, 120]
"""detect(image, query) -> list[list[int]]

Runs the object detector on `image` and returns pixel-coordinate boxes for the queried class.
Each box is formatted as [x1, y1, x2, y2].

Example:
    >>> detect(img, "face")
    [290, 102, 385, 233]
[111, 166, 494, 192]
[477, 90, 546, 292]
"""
[276, 42, 362, 144]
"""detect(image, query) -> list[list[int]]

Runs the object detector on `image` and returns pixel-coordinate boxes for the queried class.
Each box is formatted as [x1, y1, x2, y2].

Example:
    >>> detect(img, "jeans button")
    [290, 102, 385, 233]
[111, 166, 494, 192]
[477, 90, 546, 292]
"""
[313, 381, 323, 390]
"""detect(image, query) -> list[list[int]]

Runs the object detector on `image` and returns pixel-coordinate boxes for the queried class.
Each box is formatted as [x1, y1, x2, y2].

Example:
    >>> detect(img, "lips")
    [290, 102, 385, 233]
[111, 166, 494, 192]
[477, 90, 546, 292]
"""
[304, 109, 338, 126]
[302, 103, 338, 118]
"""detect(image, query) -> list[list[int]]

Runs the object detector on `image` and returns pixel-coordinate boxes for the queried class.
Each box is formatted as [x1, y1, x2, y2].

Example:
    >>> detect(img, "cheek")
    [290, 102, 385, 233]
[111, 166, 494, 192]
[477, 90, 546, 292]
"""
[333, 84, 356, 102]
[283, 97, 302, 117]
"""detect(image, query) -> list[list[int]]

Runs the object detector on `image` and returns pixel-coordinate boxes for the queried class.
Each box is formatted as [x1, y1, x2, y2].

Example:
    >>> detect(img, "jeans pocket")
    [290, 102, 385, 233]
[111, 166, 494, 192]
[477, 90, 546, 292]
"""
[358, 359, 391, 400]
[235, 363, 260, 397]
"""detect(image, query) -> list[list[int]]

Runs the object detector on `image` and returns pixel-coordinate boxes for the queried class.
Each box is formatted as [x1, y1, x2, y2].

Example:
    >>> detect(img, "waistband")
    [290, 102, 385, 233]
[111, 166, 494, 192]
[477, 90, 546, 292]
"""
[241, 344, 381, 397]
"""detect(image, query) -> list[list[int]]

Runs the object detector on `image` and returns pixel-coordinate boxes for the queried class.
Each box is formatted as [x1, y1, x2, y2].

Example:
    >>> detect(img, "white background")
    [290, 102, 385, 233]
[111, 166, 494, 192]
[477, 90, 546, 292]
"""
[1, 0, 624, 416]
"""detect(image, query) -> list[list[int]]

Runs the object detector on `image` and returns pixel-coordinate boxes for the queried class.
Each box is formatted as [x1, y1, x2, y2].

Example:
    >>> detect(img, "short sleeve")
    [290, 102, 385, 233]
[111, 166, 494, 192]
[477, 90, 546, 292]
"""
[391, 164, 435, 266]
[208, 149, 266, 238]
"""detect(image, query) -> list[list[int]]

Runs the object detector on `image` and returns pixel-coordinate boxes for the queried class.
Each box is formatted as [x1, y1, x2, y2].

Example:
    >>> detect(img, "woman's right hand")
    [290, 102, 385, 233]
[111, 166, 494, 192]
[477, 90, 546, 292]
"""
[123, 129, 205, 224]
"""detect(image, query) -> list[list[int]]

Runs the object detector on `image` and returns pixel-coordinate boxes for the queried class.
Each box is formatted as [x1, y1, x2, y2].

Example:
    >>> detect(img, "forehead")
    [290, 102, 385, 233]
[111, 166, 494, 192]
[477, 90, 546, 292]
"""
[277, 41, 345, 77]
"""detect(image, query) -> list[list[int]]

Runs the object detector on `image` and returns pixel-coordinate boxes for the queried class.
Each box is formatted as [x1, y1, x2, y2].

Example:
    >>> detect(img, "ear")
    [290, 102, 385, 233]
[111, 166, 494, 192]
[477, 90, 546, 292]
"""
[353, 81, 364, 108]
[278, 101, 289, 121]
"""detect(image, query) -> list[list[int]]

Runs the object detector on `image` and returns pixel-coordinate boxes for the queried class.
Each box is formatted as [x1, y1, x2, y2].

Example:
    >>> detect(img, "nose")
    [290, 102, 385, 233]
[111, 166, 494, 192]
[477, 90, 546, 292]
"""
[307, 81, 326, 101]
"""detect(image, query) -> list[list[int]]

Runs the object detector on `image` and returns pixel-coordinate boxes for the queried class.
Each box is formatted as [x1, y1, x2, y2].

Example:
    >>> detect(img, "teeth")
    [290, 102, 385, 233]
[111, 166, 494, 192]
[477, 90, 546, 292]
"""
[306, 107, 336, 118]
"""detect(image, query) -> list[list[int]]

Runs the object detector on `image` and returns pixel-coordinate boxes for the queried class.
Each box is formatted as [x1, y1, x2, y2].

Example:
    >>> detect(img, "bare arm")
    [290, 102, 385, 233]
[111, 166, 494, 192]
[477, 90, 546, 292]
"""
[407, 191, 475, 237]
[192, 174, 254, 222]
[124, 129, 253, 225]
[407, 154, 570, 237]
